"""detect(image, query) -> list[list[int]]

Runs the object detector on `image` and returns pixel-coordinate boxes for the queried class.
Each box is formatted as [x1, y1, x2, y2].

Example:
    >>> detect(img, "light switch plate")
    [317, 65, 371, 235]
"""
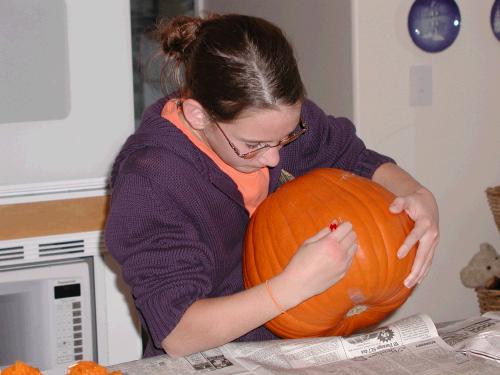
[410, 65, 432, 106]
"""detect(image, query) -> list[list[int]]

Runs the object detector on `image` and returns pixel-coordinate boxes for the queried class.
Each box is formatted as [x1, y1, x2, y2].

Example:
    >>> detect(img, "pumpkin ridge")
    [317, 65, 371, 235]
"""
[315, 170, 386, 306]
[366, 181, 415, 300]
[272, 188, 328, 331]
[302, 172, 365, 325]
[364, 184, 394, 297]
[258, 181, 328, 334]
[279, 174, 346, 330]
[305, 171, 379, 319]
[256, 187, 292, 282]
[347, 176, 389, 302]
[305, 170, 388, 327]
[262, 196, 290, 277]
[345, 176, 414, 303]
[242, 216, 257, 287]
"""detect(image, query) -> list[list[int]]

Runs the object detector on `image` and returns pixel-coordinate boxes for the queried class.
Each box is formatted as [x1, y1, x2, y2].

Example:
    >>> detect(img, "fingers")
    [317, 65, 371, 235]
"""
[331, 223, 358, 269]
[346, 242, 358, 259]
[306, 221, 358, 266]
[389, 197, 407, 214]
[305, 226, 332, 243]
[305, 221, 354, 244]
[397, 217, 435, 258]
[415, 241, 438, 284]
[331, 221, 353, 241]
[397, 227, 420, 259]
[403, 236, 437, 288]
[286, 220, 358, 298]
[388, 189, 439, 289]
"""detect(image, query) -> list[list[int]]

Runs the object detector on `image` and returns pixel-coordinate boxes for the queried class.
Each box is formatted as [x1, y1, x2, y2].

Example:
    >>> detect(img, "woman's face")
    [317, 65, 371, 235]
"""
[203, 101, 303, 173]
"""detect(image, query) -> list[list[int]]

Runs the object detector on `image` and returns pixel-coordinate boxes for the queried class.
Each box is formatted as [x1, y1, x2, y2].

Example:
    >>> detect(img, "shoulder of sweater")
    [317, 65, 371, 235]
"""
[301, 98, 357, 131]
[119, 144, 208, 184]
[120, 97, 208, 175]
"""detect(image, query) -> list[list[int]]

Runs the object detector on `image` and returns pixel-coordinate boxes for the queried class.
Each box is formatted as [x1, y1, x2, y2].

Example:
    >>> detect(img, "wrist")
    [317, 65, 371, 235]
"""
[268, 271, 305, 312]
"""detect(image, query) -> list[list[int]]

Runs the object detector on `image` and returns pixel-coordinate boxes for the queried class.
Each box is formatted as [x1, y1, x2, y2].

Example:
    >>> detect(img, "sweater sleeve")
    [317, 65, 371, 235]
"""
[104, 172, 217, 349]
[281, 99, 395, 179]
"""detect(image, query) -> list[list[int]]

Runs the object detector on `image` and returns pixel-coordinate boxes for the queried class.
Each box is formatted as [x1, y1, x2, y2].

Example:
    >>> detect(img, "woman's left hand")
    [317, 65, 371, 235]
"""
[389, 187, 439, 288]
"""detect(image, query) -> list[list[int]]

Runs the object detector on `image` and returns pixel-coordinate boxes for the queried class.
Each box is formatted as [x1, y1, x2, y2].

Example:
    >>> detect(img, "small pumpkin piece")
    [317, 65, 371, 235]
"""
[1, 361, 42, 375]
[66, 361, 122, 375]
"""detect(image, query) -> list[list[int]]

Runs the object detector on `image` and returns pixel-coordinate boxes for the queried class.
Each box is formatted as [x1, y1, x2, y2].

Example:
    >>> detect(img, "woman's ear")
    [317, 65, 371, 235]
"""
[181, 99, 211, 130]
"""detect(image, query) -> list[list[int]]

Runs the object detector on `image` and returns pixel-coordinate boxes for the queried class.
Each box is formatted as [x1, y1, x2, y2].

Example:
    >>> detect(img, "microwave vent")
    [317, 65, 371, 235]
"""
[38, 239, 85, 257]
[0, 231, 101, 266]
[0, 245, 25, 262]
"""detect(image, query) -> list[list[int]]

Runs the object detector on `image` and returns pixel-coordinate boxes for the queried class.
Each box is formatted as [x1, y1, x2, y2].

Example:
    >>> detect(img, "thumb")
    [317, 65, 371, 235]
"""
[389, 197, 406, 213]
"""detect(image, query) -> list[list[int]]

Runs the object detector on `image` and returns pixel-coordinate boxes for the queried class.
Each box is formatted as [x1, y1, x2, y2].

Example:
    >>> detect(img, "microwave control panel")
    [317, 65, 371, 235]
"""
[53, 282, 85, 365]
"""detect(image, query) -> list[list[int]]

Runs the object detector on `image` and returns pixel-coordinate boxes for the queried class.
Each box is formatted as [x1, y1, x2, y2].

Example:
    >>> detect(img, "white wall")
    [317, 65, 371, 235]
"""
[0, 0, 135, 187]
[352, 0, 500, 324]
[201, 0, 500, 324]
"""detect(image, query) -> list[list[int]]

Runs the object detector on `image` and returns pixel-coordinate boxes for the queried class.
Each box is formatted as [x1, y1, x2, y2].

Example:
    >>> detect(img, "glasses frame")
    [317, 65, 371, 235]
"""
[214, 117, 308, 160]
[176, 100, 308, 160]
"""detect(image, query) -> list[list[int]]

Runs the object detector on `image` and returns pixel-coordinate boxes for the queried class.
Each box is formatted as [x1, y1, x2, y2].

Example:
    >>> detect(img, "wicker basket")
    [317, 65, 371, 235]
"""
[476, 287, 500, 314]
[486, 185, 500, 233]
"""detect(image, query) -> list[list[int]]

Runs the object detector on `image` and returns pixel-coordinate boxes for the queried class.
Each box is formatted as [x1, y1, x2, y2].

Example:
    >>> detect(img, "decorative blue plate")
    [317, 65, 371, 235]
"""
[408, 0, 461, 53]
[492, 0, 500, 41]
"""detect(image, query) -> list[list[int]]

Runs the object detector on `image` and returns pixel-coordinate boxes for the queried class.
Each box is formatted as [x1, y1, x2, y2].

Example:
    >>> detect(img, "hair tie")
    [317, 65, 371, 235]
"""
[265, 280, 286, 314]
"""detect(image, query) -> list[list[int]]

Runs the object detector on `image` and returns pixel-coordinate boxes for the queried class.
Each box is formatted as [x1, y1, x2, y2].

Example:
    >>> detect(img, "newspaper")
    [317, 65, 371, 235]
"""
[108, 313, 500, 374]
[438, 311, 500, 362]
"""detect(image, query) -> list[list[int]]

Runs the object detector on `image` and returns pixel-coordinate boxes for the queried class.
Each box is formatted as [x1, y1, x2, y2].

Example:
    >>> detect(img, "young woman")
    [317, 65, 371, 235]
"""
[105, 14, 439, 358]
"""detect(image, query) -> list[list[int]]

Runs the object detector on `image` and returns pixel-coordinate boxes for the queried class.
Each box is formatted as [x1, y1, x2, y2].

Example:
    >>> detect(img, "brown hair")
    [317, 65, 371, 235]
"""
[157, 14, 305, 121]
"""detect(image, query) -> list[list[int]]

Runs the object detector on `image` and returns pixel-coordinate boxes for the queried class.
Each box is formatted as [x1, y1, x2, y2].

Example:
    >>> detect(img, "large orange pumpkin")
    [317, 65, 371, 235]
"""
[243, 168, 417, 338]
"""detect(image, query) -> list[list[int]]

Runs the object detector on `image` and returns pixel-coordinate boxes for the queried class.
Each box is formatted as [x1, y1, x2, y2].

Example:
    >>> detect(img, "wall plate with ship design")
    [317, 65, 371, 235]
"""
[408, 0, 461, 53]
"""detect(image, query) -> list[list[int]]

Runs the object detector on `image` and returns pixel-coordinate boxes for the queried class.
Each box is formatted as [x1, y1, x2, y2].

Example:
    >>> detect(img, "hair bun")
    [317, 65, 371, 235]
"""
[159, 16, 203, 63]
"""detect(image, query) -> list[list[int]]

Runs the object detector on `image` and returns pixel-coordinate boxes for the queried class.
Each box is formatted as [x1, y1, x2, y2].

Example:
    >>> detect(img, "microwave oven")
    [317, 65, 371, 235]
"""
[0, 257, 97, 375]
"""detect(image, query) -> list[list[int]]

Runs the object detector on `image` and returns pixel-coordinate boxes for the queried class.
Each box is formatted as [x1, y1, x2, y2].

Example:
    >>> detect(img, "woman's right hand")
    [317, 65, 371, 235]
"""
[277, 221, 358, 305]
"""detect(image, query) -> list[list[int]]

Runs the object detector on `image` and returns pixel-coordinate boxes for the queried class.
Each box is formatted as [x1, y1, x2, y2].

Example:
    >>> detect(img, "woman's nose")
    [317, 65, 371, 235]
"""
[258, 146, 281, 167]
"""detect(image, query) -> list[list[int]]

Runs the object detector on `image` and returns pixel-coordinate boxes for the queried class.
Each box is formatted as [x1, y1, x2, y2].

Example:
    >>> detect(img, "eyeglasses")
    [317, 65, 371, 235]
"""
[214, 117, 308, 159]
[176, 100, 308, 160]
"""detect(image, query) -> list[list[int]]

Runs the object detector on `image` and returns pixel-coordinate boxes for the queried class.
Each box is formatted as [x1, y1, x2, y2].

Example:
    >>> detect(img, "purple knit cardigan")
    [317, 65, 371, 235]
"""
[104, 97, 394, 357]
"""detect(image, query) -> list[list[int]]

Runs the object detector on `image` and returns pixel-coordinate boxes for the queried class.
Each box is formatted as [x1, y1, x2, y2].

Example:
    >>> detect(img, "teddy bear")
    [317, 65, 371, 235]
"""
[460, 242, 500, 289]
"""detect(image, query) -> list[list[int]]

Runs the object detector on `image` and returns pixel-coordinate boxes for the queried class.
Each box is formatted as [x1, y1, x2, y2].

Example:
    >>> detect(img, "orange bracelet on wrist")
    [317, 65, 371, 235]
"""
[265, 280, 286, 314]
